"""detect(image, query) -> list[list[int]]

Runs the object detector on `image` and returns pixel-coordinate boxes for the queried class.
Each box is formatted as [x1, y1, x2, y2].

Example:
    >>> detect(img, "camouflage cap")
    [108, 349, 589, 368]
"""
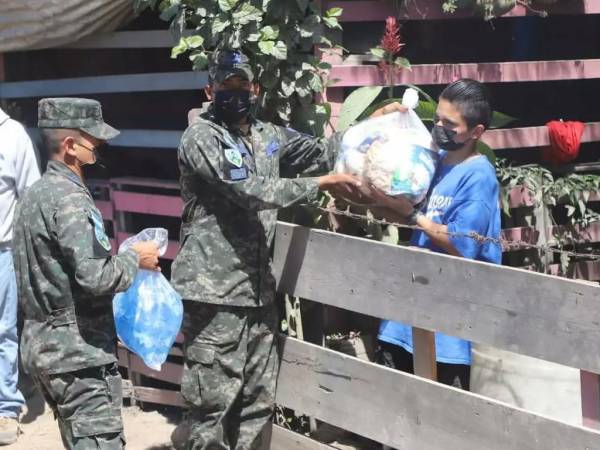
[37, 98, 119, 140]
[209, 49, 254, 84]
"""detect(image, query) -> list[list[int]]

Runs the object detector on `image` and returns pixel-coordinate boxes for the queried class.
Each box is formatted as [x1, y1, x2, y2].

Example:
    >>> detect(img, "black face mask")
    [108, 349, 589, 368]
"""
[214, 90, 251, 125]
[432, 124, 466, 152]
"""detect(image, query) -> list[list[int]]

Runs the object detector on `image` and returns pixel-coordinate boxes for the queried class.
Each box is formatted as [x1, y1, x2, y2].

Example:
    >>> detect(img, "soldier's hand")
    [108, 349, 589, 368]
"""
[131, 241, 161, 272]
[319, 174, 373, 205]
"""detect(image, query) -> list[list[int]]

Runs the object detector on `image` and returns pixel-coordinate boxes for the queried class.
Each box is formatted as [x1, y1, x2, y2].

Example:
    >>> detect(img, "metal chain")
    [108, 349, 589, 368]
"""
[315, 205, 600, 262]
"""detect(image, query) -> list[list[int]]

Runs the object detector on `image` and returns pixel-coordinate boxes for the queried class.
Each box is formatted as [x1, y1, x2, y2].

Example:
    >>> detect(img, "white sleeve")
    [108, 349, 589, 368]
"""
[14, 123, 41, 197]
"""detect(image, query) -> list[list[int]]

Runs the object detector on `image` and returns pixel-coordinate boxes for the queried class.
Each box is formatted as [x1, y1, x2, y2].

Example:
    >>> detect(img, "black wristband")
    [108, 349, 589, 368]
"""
[407, 209, 423, 225]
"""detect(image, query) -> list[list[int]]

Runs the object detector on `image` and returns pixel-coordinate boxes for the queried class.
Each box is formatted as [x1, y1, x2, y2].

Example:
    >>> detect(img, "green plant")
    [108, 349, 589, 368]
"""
[496, 159, 600, 228]
[442, 0, 550, 20]
[134, 0, 343, 135]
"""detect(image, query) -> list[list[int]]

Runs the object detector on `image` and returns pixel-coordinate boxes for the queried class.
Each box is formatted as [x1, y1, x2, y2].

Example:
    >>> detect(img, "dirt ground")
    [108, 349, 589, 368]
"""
[10, 390, 180, 450]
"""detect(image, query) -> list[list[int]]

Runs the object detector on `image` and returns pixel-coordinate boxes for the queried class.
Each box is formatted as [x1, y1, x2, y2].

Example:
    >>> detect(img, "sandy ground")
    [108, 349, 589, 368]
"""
[9, 392, 180, 450]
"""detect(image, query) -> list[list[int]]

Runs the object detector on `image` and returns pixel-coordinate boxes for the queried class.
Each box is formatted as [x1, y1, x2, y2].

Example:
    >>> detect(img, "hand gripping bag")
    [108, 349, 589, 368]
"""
[113, 228, 183, 370]
[335, 89, 438, 204]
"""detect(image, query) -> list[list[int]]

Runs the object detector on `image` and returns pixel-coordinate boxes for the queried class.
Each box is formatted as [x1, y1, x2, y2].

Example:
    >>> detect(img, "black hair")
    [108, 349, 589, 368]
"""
[40, 128, 79, 155]
[440, 79, 492, 129]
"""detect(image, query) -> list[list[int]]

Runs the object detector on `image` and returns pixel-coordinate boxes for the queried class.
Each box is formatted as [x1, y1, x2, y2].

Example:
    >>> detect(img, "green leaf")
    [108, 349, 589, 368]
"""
[566, 205, 576, 217]
[232, 4, 262, 25]
[323, 16, 342, 30]
[325, 7, 343, 17]
[258, 40, 274, 55]
[490, 111, 517, 129]
[299, 15, 320, 38]
[190, 51, 209, 70]
[170, 38, 188, 58]
[414, 100, 437, 122]
[338, 86, 383, 131]
[308, 72, 323, 92]
[260, 25, 279, 40]
[218, 0, 237, 12]
[271, 41, 288, 60]
[395, 57, 411, 71]
[185, 35, 204, 49]
[160, 3, 180, 21]
[212, 15, 230, 34]
[369, 47, 385, 59]
[317, 61, 332, 70]
[476, 140, 496, 164]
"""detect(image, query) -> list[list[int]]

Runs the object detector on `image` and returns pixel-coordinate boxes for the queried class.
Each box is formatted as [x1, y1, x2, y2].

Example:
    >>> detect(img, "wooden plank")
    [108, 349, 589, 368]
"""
[0, 72, 206, 98]
[549, 261, 600, 282]
[277, 337, 600, 449]
[485, 122, 600, 150]
[324, 0, 600, 22]
[328, 60, 600, 87]
[127, 353, 183, 385]
[112, 191, 183, 218]
[110, 177, 179, 191]
[133, 386, 186, 408]
[273, 222, 600, 373]
[64, 30, 174, 49]
[503, 222, 600, 246]
[412, 328, 437, 381]
[581, 371, 600, 429]
[111, 129, 182, 149]
[94, 200, 114, 221]
[270, 426, 337, 450]
[117, 232, 179, 260]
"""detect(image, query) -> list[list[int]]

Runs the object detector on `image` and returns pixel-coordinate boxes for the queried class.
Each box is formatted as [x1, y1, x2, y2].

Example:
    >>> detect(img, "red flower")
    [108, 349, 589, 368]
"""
[380, 16, 403, 56]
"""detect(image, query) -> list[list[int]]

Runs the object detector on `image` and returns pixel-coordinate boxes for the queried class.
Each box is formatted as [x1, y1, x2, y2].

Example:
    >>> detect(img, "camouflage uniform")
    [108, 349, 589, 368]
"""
[171, 50, 340, 450]
[12, 98, 137, 450]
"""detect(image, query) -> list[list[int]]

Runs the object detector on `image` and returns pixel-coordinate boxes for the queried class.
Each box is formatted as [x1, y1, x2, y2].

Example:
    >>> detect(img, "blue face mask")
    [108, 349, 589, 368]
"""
[214, 90, 251, 125]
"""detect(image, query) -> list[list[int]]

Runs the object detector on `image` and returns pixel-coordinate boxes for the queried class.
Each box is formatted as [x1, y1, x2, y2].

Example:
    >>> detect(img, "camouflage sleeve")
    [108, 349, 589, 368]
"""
[277, 127, 343, 178]
[55, 193, 139, 296]
[179, 125, 320, 210]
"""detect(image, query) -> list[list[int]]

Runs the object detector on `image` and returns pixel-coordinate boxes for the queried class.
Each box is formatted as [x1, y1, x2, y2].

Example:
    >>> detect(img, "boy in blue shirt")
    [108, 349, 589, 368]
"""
[369, 79, 502, 390]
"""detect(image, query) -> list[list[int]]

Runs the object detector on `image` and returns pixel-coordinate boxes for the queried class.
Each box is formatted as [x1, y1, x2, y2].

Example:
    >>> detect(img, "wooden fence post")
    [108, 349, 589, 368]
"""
[412, 328, 437, 380]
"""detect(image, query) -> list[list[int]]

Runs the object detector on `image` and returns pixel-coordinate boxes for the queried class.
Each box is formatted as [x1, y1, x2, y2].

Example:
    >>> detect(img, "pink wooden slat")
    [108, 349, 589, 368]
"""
[324, 0, 600, 22]
[581, 371, 600, 429]
[110, 177, 179, 191]
[94, 200, 114, 221]
[548, 261, 600, 282]
[508, 187, 600, 209]
[503, 222, 600, 247]
[117, 232, 179, 260]
[484, 122, 600, 150]
[501, 227, 539, 246]
[328, 59, 600, 87]
[112, 191, 183, 218]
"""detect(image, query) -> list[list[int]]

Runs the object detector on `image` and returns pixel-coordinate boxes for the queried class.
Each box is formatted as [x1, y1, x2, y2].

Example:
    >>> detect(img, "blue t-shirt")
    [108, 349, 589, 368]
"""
[378, 152, 502, 365]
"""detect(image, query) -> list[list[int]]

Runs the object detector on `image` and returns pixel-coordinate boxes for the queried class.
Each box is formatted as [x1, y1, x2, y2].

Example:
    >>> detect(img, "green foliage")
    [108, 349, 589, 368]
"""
[134, 0, 343, 134]
[495, 159, 600, 228]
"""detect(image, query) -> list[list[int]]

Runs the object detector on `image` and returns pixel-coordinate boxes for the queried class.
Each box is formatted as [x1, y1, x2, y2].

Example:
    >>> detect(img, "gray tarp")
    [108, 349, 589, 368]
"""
[0, 0, 134, 52]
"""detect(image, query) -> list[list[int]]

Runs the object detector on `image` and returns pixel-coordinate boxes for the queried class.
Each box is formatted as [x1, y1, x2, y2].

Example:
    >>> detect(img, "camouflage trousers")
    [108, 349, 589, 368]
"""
[177, 301, 279, 450]
[36, 363, 125, 450]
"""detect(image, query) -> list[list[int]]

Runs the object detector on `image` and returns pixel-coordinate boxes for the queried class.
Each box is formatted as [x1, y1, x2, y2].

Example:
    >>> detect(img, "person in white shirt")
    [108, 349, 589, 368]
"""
[0, 106, 40, 444]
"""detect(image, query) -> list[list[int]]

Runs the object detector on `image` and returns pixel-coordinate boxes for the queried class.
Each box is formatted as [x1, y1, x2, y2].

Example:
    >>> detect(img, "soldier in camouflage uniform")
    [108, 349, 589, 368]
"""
[171, 49, 401, 450]
[12, 98, 161, 450]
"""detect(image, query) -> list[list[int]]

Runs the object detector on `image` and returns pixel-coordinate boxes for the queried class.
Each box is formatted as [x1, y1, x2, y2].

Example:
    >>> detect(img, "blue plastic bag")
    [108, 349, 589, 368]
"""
[113, 228, 183, 370]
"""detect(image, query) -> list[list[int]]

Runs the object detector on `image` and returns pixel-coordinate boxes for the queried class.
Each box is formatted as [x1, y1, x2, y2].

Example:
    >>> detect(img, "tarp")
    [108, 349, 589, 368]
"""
[0, 0, 134, 52]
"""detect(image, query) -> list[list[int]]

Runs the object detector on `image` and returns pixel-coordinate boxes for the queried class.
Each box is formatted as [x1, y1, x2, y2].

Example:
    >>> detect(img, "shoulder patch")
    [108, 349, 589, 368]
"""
[89, 211, 111, 252]
[224, 148, 243, 168]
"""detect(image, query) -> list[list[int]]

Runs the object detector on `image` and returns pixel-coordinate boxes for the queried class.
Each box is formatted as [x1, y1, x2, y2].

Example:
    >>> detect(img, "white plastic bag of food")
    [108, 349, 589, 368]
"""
[113, 228, 183, 370]
[335, 89, 437, 204]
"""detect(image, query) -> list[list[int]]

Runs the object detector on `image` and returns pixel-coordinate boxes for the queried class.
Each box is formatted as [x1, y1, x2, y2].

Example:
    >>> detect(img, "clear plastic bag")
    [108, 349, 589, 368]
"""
[335, 95, 438, 205]
[113, 228, 183, 370]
